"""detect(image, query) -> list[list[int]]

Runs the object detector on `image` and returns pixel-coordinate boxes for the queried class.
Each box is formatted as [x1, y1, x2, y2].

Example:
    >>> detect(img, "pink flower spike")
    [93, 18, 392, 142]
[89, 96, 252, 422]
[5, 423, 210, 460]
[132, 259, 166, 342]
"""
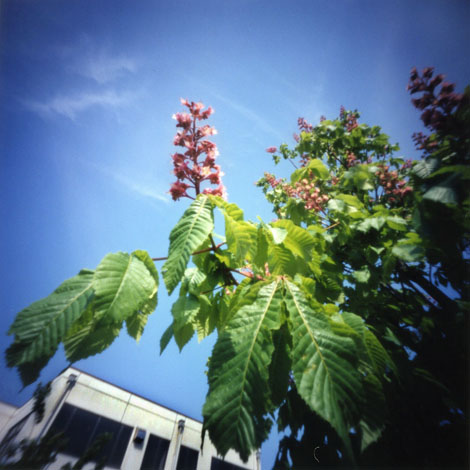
[201, 106, 214, 119]
[169, 181, 190, 201]
[180, 98, 189, 106]
[266, 146, 277, 154]
[192, 102, 204, 115]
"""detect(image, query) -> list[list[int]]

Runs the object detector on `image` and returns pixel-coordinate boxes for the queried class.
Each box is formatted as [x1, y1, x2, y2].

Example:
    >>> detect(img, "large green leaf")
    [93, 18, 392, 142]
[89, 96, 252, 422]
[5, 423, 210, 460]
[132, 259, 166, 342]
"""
[171, 294, 200, 350]
[423, 179, 459, 204]
[5, 343, 52, 386]
[224, 216, 258, 264]
[209, 196, 244, 221]
[203, 280, 283, 461]
[272, 220, 316, 259]
[126, 250, 159, 342]
[126, 293, 157, 342]
[338, 313, 396, 449]
[63, 308, 122, 363]
[392, 243, 425, 262]
[358, 373, 386, 452]
[162, 195, 214, 294]
[268, 322, 292, 407]
[93, 252, 158, 323]
[284, 280, 362, 459]
[7, 270, 94, 369]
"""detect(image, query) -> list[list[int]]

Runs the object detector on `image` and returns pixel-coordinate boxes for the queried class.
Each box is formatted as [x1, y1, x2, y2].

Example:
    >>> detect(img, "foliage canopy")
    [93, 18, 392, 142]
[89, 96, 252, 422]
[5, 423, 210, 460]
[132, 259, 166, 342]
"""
[5, 68, 469, 468]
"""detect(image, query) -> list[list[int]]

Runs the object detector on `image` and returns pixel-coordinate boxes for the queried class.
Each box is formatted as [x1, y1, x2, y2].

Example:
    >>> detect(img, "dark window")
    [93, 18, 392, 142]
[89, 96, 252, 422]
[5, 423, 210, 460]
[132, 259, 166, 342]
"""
[211, 456, 248, 470]
[176, 445, 199, 470]
[48, 403, 132, 469]
[140, 433, 170, 470]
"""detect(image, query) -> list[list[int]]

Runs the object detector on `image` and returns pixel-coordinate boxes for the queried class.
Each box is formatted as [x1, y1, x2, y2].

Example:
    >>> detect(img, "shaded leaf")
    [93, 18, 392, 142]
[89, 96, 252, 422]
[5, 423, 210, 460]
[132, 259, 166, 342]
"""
[171, 294, 200, 350]
[63, 308, 121, 363]
[203, 280, 283, 461]
[160, 323, 174, 355]
[392, 243, 425, 262]
[284, 280, 362, 460]
[7, 270, 94, 368]
[126, 294, 157, 342]
[268, 323, 292, 407]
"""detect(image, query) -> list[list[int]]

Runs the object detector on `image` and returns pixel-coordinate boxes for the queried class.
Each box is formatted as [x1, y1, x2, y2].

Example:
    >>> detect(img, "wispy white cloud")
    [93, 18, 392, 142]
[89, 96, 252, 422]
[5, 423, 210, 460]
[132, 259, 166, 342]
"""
[210, 91, 283, 140]
[22, 35, 141, 120]
[81, 159, 170, 204]
[72, 54, 137, 84]
[23, 89, 137, 120]
[110, 170, 170, 204]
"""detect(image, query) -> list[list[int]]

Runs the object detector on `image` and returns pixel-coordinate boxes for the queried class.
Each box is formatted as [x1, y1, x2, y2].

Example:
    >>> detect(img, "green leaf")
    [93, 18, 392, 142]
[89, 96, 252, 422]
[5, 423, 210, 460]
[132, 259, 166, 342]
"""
[192, 295, 217, 341]
[392, 243, 425, 262]
[160, 323, 174, 354]
[343, 165, 374, 191]
[429, 164, 470, 179]
[225, 217, 258, 264]
[180, 267, 207, 296]
[284, 280, 361, 460]
[126, 250, 159, 342]
[203, 280, 283, 461]
[272, 220, 316, 259]
[126, 294, 157, 342]
[386, 216, 408, 231]
[352, 266, 371, 283]
[7, 270, 94, 369]
[63, 308, 122, 363]
[132, 249, 160, 285]
[336, 194, 364, 209]
[5, 344, 51, 386]
[358, 373, 386, 451]
[171, 294, 201, 350]
[162, 195, 214, 294]
[268, 226, 288, 245]
[355, 217, 386, 233]
[423, 181, 458, 204]
[341, 312, 396, 378]
[93, 252, 158, 323]
[210, 196, 244, 221]
[268, 323, 292, 407]
[306, 158, 329, 179]
[413, 158, 439, 179]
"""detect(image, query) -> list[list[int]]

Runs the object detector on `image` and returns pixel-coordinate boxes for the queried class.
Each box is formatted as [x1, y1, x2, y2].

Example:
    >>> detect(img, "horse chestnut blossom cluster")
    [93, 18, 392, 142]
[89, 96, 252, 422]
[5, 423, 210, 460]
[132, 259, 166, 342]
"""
[169, 99, 226, 201]
[407, 67, 465, 152]
[297, 117, 313, 132]
[375, 162, 413, 203]
[339, 106, 359, 132]
[264, 172, 329, 212]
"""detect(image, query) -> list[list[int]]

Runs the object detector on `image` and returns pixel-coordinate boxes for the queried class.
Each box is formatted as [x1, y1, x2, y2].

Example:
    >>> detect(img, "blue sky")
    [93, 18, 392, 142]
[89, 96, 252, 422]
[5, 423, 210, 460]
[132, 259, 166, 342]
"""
[1, 0, 469, 468]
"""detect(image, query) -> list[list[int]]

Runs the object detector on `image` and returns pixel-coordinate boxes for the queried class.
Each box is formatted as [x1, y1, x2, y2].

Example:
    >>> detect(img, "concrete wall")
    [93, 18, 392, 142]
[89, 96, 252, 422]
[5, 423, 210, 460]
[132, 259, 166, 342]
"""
[1, 367, 259, 470]
[0, 400, 18, 437]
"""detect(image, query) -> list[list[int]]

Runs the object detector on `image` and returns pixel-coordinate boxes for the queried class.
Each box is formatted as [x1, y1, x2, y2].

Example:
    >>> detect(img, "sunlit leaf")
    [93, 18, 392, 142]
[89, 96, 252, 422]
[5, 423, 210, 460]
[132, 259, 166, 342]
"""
[162, 195, 214, 294]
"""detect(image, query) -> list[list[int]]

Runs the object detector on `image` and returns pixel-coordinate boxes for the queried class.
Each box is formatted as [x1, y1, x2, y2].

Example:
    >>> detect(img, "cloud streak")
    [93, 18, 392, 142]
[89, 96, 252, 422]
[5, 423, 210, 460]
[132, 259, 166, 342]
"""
[79, 158, 170, 204]
[210, 91, 283, 140]
[111, 171, 170, 204]
[72, 54, 137, 84]
[23, 89, 137, 120]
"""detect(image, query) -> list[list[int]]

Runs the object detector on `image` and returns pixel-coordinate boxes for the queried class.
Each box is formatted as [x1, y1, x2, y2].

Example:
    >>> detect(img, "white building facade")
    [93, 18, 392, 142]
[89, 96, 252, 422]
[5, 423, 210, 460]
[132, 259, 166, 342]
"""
[0, 367, 260, 470]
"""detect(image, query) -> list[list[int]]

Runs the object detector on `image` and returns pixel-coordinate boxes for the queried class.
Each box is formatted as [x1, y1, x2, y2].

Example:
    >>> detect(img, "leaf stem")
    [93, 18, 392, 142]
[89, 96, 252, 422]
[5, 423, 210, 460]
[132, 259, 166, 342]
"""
[151, 242, 226, 261]
[324, 221, 340, 230]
